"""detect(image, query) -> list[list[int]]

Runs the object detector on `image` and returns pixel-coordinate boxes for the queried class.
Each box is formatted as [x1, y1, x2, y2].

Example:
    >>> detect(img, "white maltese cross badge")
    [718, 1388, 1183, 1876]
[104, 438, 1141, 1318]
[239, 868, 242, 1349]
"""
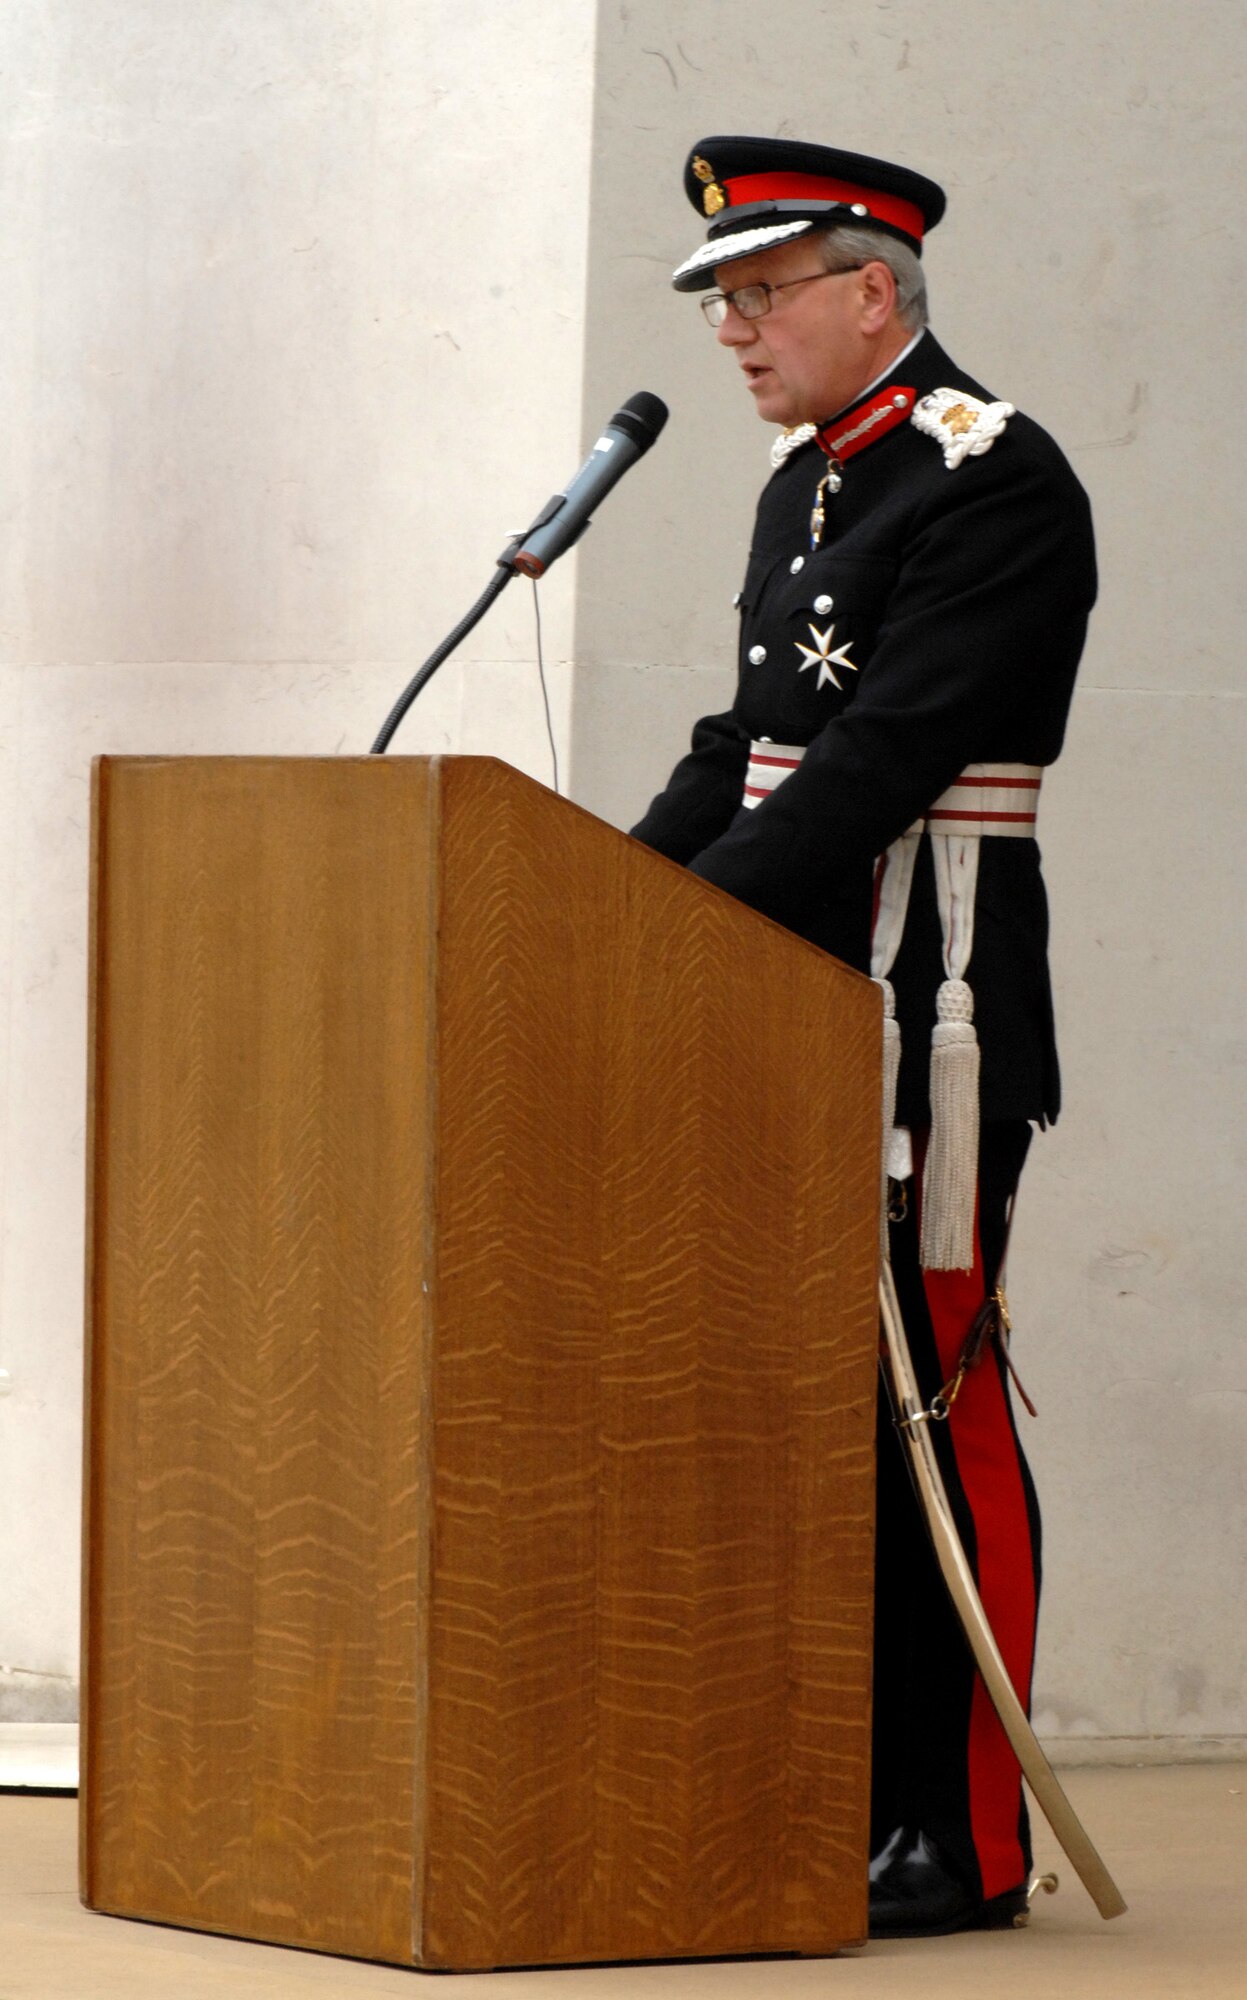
[795, 620, 858, 693]
[911, 387, 1016, 469]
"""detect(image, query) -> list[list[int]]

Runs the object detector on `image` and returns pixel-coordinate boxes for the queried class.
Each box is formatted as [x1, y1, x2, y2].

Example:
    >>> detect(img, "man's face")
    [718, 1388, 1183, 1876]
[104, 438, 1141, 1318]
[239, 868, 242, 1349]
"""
[711, 236, 887, 427]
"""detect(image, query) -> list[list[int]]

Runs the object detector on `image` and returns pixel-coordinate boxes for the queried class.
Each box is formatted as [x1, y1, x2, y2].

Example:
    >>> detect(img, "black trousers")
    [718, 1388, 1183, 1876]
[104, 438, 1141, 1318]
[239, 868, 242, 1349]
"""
[871, 1120, 1042, 1899]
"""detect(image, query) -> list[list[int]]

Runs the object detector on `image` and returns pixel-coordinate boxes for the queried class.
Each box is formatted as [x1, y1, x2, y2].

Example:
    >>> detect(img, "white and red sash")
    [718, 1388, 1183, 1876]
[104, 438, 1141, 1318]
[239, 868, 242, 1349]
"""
[741, 743, 1044, 1271]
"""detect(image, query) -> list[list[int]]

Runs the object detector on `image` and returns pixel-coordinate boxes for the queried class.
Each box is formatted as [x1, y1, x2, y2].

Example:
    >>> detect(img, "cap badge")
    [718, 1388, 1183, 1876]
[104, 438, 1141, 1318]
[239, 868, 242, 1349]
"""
[691, 154, 727, 216]
[912, 387, 1017, 469]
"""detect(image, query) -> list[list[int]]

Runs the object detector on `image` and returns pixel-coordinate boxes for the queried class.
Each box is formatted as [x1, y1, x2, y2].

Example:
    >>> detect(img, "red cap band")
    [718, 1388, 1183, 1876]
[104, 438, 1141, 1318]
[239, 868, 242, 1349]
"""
[722, 171, 926, 244]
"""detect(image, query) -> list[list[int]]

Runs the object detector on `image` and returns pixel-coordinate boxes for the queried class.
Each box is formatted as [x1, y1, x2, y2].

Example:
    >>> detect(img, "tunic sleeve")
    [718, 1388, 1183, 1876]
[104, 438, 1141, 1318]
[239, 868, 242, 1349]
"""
[629, 707, 751, 863]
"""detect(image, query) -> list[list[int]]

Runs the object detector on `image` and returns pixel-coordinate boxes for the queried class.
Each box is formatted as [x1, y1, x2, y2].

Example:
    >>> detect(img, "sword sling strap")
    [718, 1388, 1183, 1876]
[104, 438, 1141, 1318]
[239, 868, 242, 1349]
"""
[930, 1168, 1039, 1423]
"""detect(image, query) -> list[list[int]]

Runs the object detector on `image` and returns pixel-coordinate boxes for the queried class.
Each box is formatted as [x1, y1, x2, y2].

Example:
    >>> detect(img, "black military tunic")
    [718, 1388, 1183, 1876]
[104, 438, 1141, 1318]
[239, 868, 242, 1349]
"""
[631, 329, 1097, 1127]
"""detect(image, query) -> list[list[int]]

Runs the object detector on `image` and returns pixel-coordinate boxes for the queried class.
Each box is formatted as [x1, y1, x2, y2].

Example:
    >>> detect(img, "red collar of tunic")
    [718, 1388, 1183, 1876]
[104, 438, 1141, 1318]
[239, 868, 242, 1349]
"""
[815, 383, 916, 463]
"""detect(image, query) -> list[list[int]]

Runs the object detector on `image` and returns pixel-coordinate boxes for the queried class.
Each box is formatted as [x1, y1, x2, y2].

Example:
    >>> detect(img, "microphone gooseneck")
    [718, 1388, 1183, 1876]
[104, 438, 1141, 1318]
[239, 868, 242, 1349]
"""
[370, 393, 668, 754]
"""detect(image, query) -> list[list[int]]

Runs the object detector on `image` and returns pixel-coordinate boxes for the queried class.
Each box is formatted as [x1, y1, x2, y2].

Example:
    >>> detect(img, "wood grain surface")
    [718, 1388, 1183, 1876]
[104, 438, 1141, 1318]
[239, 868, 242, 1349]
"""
[422, 760, 880, 1966]
[84, 757, 435, 1963]
[83, 755, 881, 1970]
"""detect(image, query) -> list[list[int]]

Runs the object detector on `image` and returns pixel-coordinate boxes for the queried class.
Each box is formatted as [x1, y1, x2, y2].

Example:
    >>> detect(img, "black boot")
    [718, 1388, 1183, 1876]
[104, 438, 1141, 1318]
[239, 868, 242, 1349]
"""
[869, 1827, 1030, 1938]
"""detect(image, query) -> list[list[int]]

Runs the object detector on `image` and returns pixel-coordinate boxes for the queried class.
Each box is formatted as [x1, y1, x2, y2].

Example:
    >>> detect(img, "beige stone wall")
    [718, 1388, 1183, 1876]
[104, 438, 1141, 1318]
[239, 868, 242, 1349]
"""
[2, 0, 1244, 1759]
[0, 0, 596, 1723]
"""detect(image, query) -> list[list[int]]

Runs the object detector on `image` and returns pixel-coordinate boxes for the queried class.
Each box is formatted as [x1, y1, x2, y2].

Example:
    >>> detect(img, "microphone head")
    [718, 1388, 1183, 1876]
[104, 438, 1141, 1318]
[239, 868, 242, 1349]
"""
[610, 391, 669, 453]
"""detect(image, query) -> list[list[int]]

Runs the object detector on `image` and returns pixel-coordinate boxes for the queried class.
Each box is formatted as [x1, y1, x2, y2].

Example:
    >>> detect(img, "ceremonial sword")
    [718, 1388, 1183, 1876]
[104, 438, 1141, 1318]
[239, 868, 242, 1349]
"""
[877, 1257, 1128, 1920]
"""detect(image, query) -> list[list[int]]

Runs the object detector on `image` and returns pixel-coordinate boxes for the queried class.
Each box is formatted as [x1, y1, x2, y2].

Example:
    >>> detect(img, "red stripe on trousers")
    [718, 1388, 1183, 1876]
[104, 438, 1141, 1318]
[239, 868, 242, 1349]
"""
[920, 1209, 1038, 1899]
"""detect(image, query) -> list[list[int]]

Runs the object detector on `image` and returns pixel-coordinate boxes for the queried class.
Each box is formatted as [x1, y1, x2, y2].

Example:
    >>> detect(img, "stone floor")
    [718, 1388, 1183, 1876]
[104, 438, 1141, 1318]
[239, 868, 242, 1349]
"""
[2, 1764, 1242, 1997]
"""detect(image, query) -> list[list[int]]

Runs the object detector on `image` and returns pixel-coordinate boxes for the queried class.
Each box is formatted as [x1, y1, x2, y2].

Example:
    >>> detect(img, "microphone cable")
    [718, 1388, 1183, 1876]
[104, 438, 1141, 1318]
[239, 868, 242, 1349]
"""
[530, 579, 560, 795]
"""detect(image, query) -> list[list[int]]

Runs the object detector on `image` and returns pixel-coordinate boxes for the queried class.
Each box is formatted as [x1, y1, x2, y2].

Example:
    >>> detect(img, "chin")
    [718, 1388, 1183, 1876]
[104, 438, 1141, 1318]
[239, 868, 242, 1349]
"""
[751, 389, 802, 427]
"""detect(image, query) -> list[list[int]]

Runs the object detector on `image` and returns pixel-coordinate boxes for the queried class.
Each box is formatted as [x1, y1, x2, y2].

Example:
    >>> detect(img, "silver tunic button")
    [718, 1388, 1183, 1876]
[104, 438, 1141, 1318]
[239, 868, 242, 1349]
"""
[748, 644, 767, 665]
[789, 555, 805, 574]
[732, 591, 742, 608]
[813, 593, 834, 615]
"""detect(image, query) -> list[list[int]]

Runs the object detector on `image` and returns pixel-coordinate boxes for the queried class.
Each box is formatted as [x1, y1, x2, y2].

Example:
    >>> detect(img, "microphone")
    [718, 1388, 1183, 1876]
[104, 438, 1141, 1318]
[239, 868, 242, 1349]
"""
[371, 392, 668, 753]
[502, 391, 669, 579]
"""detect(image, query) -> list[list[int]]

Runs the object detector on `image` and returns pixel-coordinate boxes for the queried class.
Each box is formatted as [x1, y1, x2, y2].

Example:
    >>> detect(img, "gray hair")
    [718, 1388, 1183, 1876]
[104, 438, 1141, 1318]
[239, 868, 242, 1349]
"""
[815, 224, 929, 333]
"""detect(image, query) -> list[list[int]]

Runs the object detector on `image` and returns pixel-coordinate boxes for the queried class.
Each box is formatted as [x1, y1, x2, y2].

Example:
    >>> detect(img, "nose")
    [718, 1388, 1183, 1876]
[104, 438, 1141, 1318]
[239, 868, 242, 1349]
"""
[715, 301, 757, 349]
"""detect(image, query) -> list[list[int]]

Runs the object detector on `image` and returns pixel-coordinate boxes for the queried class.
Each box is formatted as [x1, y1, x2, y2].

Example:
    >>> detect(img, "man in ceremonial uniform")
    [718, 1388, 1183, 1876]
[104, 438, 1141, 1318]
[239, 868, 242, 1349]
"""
[631, 136, 1096, 1937]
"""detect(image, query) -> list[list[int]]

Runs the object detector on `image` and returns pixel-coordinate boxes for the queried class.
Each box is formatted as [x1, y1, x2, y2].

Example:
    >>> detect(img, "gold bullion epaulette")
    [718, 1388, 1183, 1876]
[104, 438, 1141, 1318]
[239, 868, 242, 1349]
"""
[911, 387, 1016, 469]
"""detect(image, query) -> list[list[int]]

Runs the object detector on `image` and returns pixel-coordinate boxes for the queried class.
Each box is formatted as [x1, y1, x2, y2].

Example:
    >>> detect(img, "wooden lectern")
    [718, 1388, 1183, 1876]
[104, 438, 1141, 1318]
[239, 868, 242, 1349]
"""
[81, 756, 881, 1969]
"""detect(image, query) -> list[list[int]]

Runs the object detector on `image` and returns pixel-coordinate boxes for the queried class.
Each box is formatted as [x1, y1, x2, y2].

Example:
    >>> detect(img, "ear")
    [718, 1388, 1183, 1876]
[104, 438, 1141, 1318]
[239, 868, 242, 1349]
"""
[858, 259, 899, 335]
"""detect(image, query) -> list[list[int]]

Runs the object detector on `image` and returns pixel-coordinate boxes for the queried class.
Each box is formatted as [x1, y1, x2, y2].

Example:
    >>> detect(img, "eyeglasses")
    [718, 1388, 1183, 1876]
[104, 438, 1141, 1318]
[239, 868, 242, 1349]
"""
[700, 265, 866, 328]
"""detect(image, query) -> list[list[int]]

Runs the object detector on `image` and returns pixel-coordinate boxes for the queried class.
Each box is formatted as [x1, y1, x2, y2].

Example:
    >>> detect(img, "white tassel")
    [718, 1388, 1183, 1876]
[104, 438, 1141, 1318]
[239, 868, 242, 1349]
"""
[921, 977, 980, 1271]
[876, 977, 901, 1257]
